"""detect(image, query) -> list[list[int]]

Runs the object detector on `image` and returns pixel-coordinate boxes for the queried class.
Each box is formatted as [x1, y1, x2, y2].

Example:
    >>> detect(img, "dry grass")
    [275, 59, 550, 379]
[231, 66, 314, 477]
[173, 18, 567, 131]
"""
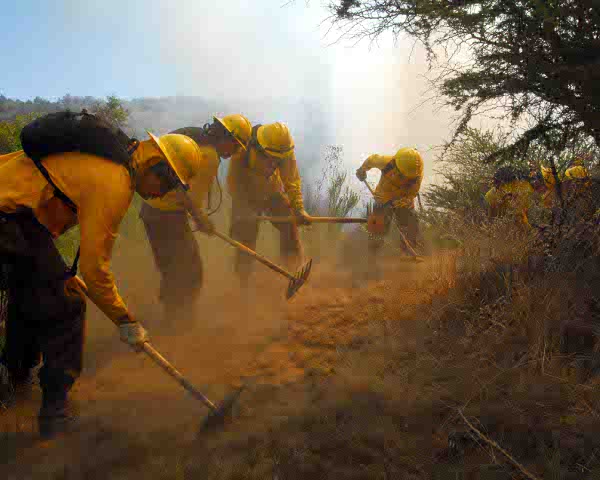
[2, 206, 600, 479]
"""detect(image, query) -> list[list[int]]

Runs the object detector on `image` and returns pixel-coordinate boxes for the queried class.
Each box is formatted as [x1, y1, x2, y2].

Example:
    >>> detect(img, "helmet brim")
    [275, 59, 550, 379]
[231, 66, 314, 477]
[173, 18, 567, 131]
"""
[146, 131, 188, 189]
[213, 116, 247, 151]
[255, 125, 295, 159]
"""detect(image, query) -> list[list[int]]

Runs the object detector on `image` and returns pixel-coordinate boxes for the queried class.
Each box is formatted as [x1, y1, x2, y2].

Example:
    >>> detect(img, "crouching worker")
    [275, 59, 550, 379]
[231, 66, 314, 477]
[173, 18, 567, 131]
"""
[356, 147, 424, 266]
[485, 166, 534, 230]
[139, 114, 251, 322]
[227, 122, 311, 288]
[562, 157, 594, 223]
[0, 110, 214, 439]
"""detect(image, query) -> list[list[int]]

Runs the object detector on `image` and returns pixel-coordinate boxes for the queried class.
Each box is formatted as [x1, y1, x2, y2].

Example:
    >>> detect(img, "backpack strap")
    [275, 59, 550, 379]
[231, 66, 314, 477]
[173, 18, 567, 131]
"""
[33, 160, 81, 279]
[31, 157, 82, 279]
[381, 159, 396, 176]
[32, 157, 78, 213]
[243, 124, 262, 168]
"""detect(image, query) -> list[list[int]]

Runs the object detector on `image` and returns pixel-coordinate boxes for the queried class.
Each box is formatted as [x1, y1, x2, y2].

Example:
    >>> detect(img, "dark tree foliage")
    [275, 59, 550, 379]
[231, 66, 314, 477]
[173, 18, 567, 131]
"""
[328, 0, 600, 162]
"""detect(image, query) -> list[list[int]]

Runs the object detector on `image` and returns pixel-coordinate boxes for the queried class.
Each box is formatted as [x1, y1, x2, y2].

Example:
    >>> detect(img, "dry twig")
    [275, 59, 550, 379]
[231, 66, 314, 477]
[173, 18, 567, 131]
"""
[458, 408, 542, 480]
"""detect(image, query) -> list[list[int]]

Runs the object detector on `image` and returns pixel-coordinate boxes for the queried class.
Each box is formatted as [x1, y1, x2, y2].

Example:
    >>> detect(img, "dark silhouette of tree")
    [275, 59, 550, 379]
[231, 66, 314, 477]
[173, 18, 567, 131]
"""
[328, 0, 600, 161]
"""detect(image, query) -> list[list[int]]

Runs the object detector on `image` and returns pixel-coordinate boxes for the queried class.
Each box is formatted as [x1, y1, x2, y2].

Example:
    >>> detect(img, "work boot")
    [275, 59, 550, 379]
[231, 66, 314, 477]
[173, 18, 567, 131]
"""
[38, 368, 78, 439]
[38, 391, 78, 440]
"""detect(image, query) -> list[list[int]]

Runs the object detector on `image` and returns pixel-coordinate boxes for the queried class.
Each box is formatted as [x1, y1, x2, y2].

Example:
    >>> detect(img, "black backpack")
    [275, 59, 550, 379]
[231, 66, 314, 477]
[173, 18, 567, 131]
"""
[20, 110, 139, 277]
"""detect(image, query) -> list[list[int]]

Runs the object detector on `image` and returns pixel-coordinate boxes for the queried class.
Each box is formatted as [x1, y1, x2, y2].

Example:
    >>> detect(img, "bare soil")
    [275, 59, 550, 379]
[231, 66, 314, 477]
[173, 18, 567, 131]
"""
[0, 225, 447, 479]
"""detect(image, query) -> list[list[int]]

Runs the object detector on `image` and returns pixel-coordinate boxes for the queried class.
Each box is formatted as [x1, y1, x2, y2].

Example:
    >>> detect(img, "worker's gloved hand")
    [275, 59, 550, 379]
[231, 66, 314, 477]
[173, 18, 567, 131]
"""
[119, 321, 149, 352]
[356, 168, 367, 182]
[294, 208, 312, 226]
[189, 209, 216, 236]
[194, 215, 216, 236]
[176, 189, 216, 236]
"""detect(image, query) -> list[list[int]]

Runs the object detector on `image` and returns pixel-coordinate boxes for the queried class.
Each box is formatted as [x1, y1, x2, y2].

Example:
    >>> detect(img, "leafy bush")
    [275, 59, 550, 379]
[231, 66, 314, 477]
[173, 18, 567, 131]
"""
[0, 112, 43, 154]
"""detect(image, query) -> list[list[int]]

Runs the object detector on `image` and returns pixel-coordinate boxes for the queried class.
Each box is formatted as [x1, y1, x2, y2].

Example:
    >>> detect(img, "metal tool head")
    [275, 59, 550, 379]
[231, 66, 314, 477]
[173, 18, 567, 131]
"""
[366, 202, 386, 235]
[397, 255, 426, 263]
[198, 384, 246, 433]
[286, 259, 313, 300]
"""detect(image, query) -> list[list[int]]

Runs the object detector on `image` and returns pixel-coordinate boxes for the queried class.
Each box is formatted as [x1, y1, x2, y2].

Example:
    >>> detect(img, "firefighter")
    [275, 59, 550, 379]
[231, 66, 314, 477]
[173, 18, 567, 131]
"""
[138, 115, 251, 322]
[484, 166, 534, 229]
[0, 123, 214, 439]
[528, 169, 550, 226]
[563, 157, 594, 223]
[565, 157, 590, 181]
[227, 122, 310, 287]
[540, 165, 559, 208]
[356, 147, 424, 261]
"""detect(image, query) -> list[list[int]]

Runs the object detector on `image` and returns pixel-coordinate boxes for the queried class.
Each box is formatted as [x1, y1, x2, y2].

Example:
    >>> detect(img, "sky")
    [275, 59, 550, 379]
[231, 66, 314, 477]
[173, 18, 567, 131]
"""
[0, 0, 459, 189]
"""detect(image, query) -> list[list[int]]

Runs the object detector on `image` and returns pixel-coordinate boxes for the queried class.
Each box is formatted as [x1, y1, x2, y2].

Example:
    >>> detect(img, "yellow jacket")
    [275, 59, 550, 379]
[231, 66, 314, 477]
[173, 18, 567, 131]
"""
[142, 145, 220, 212]
[485, 180, 534, 227]
[0, 140, 164, 325]
[565, 165, 589, 180]
[360, 154, 423, 208]
[227, 148, 304, 211]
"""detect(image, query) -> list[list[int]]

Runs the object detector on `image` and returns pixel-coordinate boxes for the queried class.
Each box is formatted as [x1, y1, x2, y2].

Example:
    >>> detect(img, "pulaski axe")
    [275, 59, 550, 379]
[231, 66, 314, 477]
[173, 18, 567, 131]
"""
[178, 190, 312, 300]
[255, 215, 367, 225]
[212, 230, 312, 300]
[363, 180, 423, 262]
[70, 276, 244, 433]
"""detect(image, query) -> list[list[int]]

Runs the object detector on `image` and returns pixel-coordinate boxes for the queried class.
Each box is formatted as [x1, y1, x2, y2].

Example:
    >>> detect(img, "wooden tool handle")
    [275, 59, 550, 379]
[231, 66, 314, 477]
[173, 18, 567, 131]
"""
[178, 187, 296, 281]
[141, 342, 217, 411]
[65, 275, 218, 412]
[363, 180, 376, 197]
[256, 216, 367, 224]
[212, 231, 295, 280]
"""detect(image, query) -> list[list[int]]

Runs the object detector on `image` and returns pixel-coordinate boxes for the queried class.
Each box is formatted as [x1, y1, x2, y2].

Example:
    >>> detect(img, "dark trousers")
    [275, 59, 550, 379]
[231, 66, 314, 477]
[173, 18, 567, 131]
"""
[368, 205, 421, 255]
[0, 211, 86, 397]
[230, 192, 303, 282]
[139, 203, 203, 316]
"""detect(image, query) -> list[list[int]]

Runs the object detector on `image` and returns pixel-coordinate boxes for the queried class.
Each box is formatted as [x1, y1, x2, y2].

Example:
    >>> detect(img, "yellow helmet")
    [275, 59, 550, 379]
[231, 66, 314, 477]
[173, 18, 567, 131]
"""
[146, 132, 203, 189]
[213, 114, 252, 150]
[255, 122, 295, 159]
[393, 147, 424, 179]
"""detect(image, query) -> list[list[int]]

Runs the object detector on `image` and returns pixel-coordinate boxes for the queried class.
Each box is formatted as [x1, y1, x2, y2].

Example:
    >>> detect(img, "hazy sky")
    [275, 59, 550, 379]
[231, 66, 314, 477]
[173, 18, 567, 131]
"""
[0, 0, 457, 188]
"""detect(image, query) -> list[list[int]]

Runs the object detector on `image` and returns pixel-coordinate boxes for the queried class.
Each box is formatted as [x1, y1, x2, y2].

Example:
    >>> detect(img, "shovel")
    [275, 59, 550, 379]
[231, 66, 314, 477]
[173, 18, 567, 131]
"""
[69, 276, 243, 432]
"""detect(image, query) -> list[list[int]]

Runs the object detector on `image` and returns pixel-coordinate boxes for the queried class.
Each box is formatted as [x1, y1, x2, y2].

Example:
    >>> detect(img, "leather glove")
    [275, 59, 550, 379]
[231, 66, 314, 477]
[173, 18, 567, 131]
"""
[356, 168, 367, 182]
[294, 208, 312, 226]
[192, 213, 216, 236]
[119, 322, 149, 352]
[175, 188, 215, 236]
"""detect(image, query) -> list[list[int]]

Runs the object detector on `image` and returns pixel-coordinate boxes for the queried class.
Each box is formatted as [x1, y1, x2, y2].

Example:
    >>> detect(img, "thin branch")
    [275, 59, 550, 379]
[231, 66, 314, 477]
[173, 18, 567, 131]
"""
[458, 408, 542, 480]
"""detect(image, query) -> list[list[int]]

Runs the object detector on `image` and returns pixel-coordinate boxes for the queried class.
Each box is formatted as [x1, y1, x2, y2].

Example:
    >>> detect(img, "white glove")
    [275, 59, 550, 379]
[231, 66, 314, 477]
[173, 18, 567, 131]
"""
[119, 322, 149, 351]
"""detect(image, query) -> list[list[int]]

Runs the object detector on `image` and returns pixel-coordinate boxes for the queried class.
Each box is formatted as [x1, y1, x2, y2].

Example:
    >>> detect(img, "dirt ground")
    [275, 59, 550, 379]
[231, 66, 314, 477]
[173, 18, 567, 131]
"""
[0, 222, 454, 479]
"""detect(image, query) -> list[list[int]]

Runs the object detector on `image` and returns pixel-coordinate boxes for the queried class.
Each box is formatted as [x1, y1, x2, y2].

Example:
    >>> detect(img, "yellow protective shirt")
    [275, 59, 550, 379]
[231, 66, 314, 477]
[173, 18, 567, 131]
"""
[565, 165, 589, 180]
[0, 140, 163, 325]
[485, 180, 534, 228]
[226, 147, 304, 211]
[360, 154, 423, 208]
[142, 145, 220, 212]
